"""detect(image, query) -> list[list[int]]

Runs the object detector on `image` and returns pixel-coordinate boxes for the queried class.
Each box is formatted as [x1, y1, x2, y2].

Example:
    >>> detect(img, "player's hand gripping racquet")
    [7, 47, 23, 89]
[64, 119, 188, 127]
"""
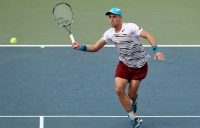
[52, 2, 75, 43]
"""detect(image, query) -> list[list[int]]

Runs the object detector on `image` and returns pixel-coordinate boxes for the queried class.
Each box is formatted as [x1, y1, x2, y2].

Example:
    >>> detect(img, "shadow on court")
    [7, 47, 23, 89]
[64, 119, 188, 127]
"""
[0, 47, 200, 128]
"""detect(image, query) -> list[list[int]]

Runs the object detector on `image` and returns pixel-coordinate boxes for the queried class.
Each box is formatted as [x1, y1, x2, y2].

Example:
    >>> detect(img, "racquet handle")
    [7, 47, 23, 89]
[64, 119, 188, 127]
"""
[70, 34, 75, 43]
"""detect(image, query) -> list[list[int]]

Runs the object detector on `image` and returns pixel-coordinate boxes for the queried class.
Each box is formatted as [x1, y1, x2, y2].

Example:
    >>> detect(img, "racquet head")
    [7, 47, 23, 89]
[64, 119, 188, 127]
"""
[52, 3, 74, 27]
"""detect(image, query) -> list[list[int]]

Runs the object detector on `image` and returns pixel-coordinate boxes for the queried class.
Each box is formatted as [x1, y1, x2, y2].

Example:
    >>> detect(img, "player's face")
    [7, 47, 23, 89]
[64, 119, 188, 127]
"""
[108, 14, 122, 27]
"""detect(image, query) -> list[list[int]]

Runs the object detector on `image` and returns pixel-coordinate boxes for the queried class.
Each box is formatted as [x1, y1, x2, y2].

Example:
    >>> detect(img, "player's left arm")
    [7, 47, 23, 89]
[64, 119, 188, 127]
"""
[140, 30, 165, 61]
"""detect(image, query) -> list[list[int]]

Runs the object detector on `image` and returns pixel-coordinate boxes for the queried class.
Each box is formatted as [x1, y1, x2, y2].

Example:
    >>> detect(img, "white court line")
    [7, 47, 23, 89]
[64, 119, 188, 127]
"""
[39, 116, 44, 128]
[0, 115, 200, 118]
[0, 45, 200, 47]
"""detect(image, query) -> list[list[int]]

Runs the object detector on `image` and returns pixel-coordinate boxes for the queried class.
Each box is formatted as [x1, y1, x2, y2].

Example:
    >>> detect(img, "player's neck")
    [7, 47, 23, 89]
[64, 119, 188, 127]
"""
[114, 23, 122, 33]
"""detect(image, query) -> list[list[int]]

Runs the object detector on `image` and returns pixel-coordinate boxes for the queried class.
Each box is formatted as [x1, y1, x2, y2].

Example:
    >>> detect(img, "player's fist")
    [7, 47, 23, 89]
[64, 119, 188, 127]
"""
[72, 42, 80, 50]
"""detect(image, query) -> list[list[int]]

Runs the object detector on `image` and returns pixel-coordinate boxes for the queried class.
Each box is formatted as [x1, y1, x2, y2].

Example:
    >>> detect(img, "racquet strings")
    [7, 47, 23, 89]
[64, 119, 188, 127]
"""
[53, 3, 73, 27]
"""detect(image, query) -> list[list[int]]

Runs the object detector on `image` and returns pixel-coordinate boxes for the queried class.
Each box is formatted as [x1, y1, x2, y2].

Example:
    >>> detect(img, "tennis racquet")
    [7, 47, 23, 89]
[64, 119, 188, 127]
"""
[52, 2, 75, 43]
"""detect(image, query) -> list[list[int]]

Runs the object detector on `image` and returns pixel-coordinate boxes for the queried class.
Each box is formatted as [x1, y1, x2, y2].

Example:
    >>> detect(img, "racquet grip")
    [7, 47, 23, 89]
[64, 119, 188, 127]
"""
[69, 34, 75, 43]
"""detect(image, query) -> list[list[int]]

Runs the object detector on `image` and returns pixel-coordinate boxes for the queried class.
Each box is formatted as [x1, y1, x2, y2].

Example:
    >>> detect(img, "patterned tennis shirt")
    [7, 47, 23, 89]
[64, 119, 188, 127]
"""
[102, 23, 150, 68]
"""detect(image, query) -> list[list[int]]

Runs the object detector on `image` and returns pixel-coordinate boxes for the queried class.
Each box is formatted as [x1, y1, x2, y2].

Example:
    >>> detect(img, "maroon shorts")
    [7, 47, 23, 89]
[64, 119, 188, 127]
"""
[115, 61, 148, 80]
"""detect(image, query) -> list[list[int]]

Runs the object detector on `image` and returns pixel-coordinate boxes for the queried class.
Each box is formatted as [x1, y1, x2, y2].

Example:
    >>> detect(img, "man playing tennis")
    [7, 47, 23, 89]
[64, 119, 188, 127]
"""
[72, 8, 165, 128]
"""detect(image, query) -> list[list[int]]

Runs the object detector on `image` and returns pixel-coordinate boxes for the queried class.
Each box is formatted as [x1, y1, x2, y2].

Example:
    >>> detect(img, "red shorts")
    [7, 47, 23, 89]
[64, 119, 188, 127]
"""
[115, 61, 148, 80]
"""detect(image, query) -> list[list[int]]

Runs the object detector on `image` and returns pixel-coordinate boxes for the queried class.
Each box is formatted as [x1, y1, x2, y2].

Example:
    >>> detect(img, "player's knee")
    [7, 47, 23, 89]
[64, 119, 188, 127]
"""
[115, 87, 125, 97]
[128, 92, 137, 101]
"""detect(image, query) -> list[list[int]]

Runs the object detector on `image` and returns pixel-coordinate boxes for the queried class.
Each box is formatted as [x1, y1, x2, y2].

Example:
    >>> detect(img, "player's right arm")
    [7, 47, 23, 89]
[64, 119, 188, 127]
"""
[72, 38, 106, 52]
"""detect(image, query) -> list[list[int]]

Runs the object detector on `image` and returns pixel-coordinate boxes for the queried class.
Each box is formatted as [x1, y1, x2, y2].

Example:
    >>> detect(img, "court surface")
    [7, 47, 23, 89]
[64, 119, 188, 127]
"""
[0, 46, 200, 128]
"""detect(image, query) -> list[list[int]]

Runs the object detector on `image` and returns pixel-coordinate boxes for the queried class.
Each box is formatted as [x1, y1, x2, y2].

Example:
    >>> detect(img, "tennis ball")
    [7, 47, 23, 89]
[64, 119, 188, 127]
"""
[10, 37, 17, 44]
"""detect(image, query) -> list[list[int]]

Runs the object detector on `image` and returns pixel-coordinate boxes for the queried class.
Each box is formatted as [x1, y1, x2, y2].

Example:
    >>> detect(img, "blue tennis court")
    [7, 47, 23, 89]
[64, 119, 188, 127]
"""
[0, 46, 200, 128]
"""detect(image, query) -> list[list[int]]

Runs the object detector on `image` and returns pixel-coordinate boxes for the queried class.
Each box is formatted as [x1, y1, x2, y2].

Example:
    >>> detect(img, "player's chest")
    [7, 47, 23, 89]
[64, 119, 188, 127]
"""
[111, 30, 134, 44]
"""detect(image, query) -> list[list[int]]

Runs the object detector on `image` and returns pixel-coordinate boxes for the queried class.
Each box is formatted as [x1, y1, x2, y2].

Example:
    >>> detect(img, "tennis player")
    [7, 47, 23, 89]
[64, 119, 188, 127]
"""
[72, 7, 165, 128]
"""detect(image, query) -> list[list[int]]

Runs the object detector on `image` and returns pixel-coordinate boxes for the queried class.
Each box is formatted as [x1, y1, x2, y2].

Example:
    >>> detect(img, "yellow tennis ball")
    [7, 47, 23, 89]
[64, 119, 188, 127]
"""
[10, 37, 17, 44]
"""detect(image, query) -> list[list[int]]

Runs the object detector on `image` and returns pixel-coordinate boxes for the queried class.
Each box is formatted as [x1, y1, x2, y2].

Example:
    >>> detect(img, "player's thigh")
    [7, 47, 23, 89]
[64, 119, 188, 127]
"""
[128, 80, 141, 95]
[115, 77, 128, 93]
